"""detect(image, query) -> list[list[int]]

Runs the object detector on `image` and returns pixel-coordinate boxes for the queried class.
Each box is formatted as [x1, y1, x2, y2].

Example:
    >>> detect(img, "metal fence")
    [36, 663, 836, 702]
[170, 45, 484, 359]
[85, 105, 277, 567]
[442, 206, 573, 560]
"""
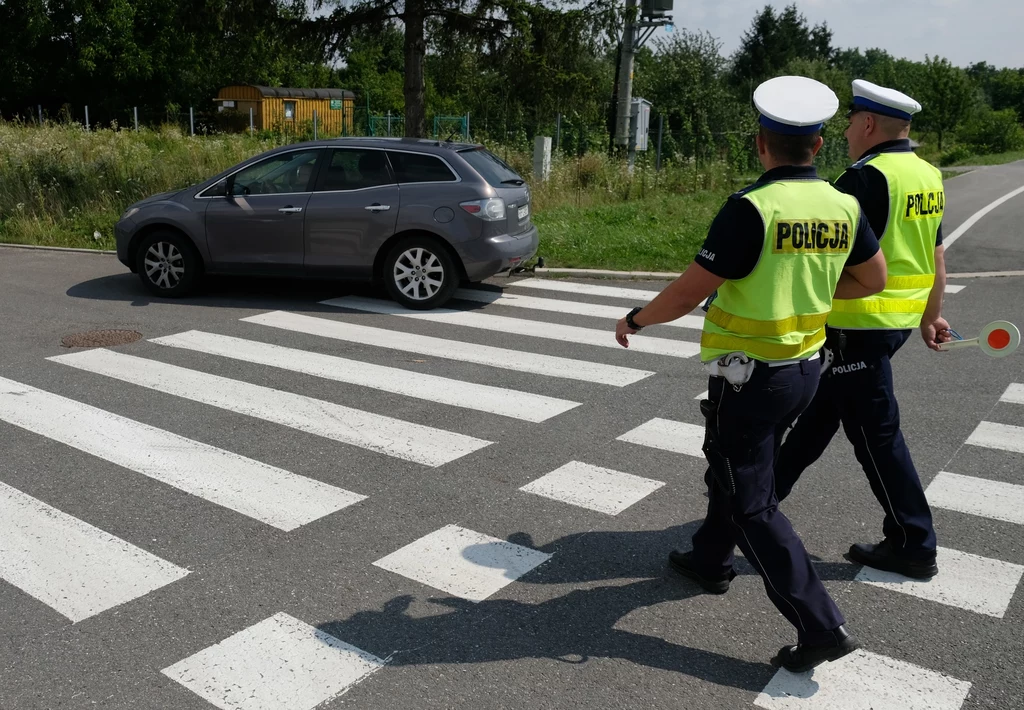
[16, 101, 854, 175]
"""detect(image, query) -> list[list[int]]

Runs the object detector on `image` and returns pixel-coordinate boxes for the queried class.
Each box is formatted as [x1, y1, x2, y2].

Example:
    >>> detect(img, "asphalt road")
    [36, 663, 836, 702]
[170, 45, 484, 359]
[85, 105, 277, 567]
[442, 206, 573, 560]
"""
[0, 163, 1022, 710]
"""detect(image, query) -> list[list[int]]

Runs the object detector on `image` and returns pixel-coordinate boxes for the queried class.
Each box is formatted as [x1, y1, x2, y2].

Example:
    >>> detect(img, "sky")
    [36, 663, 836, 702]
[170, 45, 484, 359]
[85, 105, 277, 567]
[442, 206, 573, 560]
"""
[656, 0, 1023, 68]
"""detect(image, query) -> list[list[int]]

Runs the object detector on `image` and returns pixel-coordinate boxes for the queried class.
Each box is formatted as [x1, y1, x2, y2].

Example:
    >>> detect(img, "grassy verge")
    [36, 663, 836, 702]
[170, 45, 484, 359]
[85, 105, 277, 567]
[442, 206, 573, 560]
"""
[951, 149, 1024, 167]
[533, 190, 729, 271]
[0, 122, 289, 250]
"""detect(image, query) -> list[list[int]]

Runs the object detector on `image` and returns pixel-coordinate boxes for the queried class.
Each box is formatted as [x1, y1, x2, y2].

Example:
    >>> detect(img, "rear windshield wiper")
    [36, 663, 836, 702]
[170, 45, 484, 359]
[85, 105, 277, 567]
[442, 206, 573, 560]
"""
[501, 179, 525, 185]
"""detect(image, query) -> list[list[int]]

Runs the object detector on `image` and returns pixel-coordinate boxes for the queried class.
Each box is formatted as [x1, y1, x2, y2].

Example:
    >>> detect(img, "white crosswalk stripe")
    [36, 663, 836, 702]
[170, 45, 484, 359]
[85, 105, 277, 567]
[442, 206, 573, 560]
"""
[0, 376, 365, 531]
[152, 330, 580, 423]
[243, 311, 654, 387]
[519, 461, 664, 515]
[373, 524, 551, 602]
[50, 349, 492, 467]
[162, 612, 385, 710]
[926, 471, 1024, 526]
[322, 296, 701, 358]
[453, 288, 706, 330]
[508, 278, 663, 302]
[1000, 382, 1024, 405]
[0, 479, 189, 622]
[944, 284, 966, 294]
[855, 546, 1024, 618]
[616, 417, 705, 458]
[756, 649, 971, 710]
[965, 420, 1024, 454]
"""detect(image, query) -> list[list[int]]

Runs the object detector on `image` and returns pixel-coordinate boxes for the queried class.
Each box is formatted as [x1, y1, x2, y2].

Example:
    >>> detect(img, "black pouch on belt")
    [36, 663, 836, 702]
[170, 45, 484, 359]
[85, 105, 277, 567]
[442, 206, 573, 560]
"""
[825, 328, 847, 353]
[699, 399, 737, 496]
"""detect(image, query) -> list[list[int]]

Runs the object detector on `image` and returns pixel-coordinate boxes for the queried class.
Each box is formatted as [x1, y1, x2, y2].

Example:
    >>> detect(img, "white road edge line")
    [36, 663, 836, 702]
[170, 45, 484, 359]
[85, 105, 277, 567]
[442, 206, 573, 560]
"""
[944, 185, 1024, 249]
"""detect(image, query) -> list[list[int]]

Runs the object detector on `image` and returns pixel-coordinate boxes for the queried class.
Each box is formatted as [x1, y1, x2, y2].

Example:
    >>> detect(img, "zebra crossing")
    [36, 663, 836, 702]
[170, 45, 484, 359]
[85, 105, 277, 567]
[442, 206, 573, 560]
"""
[0, 278, 1020, 709]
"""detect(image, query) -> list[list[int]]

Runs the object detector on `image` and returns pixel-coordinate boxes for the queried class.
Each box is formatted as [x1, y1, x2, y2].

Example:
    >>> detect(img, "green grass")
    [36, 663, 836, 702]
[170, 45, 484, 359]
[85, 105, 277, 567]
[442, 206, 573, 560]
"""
[0, 122, 289, 250]
[533, 190, 730, 271]
[950, 149, 1024, 166]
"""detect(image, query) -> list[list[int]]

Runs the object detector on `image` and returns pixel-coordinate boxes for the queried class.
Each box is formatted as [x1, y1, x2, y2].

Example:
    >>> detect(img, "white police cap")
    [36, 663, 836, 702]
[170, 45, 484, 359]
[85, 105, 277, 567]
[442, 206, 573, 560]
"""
[851, 79, 922, 120]
[753, 75, 839, 136]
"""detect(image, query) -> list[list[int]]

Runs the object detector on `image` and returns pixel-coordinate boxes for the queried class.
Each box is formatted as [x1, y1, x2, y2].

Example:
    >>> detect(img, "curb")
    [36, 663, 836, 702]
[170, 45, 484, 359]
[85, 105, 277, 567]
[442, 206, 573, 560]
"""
[0, 243, 116, 256]
[945, 270, 1024, 279]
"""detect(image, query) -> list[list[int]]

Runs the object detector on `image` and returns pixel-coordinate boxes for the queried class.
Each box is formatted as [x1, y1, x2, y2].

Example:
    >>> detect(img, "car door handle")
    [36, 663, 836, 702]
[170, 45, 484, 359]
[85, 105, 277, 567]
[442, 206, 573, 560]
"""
[365, 204, 391, 212]
[278, 207, 303, 213]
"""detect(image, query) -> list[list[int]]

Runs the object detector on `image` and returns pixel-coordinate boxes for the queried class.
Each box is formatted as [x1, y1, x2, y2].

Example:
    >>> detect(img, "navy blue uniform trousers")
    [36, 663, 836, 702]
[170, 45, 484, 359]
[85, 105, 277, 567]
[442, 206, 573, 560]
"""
[775, 328, 937, 558]
[690, 359, 845, 644]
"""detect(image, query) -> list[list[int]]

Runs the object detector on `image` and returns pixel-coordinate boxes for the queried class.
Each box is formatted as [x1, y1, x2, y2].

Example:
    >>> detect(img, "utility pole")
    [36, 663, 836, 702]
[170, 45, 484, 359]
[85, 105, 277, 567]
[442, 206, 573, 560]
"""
[613, 0, 672, 152]
[613, 0, 638, 150]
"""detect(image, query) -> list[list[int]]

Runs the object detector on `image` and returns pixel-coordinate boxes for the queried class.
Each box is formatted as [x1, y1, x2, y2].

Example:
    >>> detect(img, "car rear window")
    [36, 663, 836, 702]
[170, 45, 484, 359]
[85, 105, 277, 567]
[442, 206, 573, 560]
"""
[386, 152, 458, 183]
[458, 148, 524, 187]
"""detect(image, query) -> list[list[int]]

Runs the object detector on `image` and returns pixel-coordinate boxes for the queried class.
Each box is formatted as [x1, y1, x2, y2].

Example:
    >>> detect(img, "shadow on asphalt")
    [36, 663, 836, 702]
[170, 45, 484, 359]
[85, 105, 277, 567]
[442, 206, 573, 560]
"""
[65, 273, 508, 314]
[316, 522, 861, 692]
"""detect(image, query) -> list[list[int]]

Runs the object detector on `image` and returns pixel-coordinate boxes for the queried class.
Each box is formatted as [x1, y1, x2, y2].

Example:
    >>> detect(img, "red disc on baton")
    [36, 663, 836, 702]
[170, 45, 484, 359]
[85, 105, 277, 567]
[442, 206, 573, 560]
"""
[988, 329, 1011, 350]
[980, 321, 1020, 358]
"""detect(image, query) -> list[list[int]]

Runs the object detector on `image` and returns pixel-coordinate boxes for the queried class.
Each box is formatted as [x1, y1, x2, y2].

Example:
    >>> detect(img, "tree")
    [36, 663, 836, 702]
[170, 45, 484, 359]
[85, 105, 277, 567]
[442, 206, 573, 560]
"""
[730, 3, 833, 87]
[317, 0, 531, 137]
[916, 56, 974, 150]
[634, 30, 738, 163]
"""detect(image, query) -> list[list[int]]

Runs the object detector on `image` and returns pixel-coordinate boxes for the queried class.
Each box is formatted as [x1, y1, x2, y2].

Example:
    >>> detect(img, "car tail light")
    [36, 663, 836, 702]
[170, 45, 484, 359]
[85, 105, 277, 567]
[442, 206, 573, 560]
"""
[460, 198, 506, 221]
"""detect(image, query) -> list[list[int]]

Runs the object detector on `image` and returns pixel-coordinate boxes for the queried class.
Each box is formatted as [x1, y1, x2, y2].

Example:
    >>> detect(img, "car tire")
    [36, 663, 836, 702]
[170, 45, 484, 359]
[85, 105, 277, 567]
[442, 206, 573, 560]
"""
[383, 236, 459, 310]
[135, 230, 202, 298]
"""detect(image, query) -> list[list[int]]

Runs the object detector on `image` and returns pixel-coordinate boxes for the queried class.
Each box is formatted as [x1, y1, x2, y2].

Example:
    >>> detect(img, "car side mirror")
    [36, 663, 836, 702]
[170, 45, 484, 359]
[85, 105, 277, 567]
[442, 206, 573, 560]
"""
[225, 175, 238, 199]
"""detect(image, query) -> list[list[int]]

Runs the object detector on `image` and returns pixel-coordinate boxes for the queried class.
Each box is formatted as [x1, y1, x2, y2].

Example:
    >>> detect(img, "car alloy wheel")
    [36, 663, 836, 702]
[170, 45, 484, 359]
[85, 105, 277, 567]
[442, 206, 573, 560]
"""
[393, 247, 446, 301]
[143, 241, 185, 290]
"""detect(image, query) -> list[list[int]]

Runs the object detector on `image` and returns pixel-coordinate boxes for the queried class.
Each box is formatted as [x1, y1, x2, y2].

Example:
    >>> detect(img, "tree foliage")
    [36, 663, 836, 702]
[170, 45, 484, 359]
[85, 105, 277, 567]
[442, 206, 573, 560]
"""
[1, 0, 1022, 162]
[730, 3, 833, 87]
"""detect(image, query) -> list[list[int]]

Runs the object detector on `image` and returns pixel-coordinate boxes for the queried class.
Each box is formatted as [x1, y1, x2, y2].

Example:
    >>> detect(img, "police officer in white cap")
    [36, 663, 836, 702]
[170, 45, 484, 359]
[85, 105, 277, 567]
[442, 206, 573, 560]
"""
[615, 76, 887, 671]
[775, 80, 952, 580]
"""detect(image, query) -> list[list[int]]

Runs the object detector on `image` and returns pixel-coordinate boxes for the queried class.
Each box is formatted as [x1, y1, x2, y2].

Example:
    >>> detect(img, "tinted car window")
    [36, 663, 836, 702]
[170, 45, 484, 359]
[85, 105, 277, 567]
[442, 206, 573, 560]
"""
[458, 148, 523, 187]
[229, 150, 321, 195]
[386, 151, 458, 183]
[319, 149, 395, 191]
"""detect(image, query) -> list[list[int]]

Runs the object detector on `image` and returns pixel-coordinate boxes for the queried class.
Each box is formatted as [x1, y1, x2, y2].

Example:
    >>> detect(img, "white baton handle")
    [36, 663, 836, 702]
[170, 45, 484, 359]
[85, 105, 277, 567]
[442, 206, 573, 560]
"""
[936, 321, 1020, 358]
[936, 337, 980, 350]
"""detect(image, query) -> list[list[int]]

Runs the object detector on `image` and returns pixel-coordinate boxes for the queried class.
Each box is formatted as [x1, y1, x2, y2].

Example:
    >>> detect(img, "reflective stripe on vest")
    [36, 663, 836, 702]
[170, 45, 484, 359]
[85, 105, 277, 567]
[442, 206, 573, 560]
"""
[699, 179, 859, 363]
[701, 329, 827, 361]
[827, 152, 942, 330]
[705, 305, 830, 337]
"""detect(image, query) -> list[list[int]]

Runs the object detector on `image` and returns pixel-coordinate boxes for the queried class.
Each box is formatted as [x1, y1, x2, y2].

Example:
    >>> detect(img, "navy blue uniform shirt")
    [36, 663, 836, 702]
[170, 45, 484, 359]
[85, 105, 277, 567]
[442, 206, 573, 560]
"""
[694, 165, 881, 280]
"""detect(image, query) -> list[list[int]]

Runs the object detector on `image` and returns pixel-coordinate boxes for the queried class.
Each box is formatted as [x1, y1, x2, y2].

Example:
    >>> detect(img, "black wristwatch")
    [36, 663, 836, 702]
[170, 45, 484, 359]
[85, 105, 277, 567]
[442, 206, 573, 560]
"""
[625, 306, 645, 331]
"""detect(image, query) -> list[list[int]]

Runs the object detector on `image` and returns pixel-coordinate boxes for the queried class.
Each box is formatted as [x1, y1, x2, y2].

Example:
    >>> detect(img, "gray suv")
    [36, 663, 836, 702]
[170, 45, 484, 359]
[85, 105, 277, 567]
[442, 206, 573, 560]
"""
[114, 137, 538, 309]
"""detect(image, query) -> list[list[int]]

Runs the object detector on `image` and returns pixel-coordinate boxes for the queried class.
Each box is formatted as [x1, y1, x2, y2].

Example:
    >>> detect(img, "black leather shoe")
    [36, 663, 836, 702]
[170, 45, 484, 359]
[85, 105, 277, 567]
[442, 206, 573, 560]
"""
[667, 550, 736, 594]
[848, 540, 938, 579]
[771, 625, 859, 672]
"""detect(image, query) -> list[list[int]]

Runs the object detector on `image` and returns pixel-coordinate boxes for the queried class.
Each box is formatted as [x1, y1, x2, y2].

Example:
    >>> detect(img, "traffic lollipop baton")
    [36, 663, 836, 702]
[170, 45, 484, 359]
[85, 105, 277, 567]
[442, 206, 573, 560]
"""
[937, 320, 1020, 357]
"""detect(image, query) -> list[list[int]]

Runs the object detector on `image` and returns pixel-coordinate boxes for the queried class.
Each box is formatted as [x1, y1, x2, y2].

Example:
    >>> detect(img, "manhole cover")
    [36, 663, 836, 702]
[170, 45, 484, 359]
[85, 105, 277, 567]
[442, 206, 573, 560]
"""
[61, 330, 143, 348]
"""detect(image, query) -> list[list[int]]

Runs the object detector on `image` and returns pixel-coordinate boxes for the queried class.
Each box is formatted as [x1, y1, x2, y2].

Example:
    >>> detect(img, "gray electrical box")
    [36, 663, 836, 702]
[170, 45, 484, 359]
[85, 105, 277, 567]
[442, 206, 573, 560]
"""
[641, 0, 673, 18]
[631, 98, 652, 151]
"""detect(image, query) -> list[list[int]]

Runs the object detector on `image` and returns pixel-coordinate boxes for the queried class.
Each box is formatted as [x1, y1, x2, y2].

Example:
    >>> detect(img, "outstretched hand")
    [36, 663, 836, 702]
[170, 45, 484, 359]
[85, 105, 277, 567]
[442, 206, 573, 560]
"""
[616, 317, 638, 348]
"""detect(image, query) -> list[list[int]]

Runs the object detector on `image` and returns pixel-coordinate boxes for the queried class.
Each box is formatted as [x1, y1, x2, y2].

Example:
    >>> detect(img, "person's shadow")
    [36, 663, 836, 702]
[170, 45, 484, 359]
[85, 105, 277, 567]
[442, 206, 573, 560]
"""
[314, 522, 854, 693]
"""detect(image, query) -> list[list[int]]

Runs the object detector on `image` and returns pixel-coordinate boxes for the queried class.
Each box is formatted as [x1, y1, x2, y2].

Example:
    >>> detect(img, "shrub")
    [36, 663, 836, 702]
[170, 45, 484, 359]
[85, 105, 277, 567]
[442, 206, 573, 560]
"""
[939, 145, 974, 166]
[956, 108, 1024, 155]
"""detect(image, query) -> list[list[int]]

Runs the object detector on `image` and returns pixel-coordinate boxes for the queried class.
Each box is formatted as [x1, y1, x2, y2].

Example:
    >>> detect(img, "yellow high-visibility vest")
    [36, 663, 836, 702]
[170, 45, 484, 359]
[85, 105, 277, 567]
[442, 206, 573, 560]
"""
[828, 151, 943, 330]
[701, 179, 860, 362]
